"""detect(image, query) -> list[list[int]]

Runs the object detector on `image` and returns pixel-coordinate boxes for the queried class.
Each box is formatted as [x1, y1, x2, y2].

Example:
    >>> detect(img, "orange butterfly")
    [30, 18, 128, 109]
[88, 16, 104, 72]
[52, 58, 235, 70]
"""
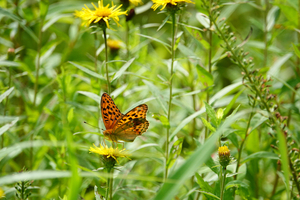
[101, 93, 149, 142]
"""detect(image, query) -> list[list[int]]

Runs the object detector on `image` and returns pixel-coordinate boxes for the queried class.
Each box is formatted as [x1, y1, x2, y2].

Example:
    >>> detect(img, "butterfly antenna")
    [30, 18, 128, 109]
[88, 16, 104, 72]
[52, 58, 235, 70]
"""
[84, 121, 99, 129]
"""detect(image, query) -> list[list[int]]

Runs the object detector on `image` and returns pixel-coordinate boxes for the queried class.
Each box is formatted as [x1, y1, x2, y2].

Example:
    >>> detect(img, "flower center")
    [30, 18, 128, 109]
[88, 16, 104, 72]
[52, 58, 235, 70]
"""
[95, 8, 112, 17]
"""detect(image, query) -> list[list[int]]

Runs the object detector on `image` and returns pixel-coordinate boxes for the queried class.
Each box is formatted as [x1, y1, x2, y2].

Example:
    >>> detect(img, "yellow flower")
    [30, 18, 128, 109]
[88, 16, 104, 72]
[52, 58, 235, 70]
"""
[89, 144, 130, 163]
[218, 146, 231, 168]
[74, 0, 127, 29]
[151, 0, 194, 11]
[129, 0, 143, 6]
[107, 39, 122, 50]
[0, 187, 4, 198]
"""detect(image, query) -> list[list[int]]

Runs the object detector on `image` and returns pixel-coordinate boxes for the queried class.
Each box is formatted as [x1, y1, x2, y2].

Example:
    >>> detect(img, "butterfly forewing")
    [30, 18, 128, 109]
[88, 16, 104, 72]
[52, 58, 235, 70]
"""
[101, 93, 123, 129]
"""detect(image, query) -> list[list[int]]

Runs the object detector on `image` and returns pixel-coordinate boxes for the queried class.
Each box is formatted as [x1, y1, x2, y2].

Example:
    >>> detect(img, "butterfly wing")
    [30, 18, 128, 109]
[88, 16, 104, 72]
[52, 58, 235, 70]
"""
[101, 93, 123, 130]
[112, 104, 149, 142]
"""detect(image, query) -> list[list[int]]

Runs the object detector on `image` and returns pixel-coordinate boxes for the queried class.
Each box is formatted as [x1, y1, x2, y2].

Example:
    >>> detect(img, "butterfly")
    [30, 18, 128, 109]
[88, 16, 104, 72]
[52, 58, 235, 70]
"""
[101, 93, 149, 142]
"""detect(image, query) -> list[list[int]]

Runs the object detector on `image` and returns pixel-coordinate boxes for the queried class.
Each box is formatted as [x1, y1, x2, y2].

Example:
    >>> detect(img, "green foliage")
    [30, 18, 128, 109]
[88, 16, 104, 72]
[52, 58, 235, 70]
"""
[1, 0, 300, 199]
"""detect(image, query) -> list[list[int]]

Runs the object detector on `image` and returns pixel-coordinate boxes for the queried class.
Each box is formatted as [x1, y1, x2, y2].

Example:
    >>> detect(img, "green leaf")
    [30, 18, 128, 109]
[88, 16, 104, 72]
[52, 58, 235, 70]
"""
[157, 15, 170, 31]
[138, 34, 171, 53]
[196, 64, 213, 87]
[177, 43, 198, 58]
[0, 117, 19, 136]
[224, 89, 244, 117]
[227, 133, 239, 148]
[201, 117, 216, 132]
[268, 53, 293, 76]
[0, 8, 38, 42]
[143, 80, 168, 114]
[77, 91, 100, 103]
[170, 108, 205, 140]
[152, 114, 170, 128]
[195, 173, 216, 200]
[196, 12, 210, 28]
[276, 4, 298, 28]
[249, 114, 268, 134]
[0, 61, 20, 67]
[167, 138, 183, 168]
[266, 6, 280, 32]
[293, 44, 300, 58]
[111, 58, 135, 82]
[242, 151, 279, 163]
[225, 180, 249, 198]
[94, 186, 101, 200]
[0, 87, 14, 103]
[69, 61, 105, 80]
[210, 82, 243, 104]
[204, 101, 217, 126]
[40, 0, 49, 20]
[67, 108, 74, 123]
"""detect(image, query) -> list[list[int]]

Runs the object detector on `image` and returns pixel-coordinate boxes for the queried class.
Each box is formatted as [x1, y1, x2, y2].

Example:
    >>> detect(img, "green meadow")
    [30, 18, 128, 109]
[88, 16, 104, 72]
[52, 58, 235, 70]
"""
[0, 0, 300, 199]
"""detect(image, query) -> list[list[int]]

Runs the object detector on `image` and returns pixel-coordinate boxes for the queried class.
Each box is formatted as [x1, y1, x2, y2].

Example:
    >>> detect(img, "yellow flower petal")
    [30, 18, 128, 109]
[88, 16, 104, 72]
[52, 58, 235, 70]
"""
[74, 0, 127, 28]
[151, 0, 194, 11]
[89, 144, 130, 163]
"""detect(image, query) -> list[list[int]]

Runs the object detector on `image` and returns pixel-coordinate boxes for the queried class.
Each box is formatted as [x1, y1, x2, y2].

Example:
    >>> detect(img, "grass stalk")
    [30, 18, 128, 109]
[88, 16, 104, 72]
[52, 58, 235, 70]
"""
[103, 28, 111, 95]
[165, 12, 176, 180]
[234, 98, 256, 179]
[31, 17, 44, 169]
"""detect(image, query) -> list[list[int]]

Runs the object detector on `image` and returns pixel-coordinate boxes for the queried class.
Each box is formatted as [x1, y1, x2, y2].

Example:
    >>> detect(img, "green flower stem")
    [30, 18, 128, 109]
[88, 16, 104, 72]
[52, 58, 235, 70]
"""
[105, 168, 114, 200]
[234, 98, 256, 180]
[220, 167, 226, 200]
[165, 12, 176, 180]
[103, 28, 111, 95]
[109, 168, 114, 200]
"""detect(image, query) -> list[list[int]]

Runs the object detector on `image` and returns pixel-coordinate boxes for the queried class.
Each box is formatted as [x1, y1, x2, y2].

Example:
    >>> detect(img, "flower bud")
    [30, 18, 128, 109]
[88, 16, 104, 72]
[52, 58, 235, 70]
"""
[218, 146, 230, 168]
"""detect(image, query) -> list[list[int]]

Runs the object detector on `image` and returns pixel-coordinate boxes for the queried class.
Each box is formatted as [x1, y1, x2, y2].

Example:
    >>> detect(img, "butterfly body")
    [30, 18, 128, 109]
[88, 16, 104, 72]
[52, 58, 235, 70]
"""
[101, 93, 149, 142]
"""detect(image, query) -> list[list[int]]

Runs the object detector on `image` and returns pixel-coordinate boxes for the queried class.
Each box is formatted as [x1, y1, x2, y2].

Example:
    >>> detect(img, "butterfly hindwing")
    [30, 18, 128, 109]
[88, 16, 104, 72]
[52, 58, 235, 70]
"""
[114, 104, 148, 131]
[113, 118, 150, 142]
[101, 93, 123, 129]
